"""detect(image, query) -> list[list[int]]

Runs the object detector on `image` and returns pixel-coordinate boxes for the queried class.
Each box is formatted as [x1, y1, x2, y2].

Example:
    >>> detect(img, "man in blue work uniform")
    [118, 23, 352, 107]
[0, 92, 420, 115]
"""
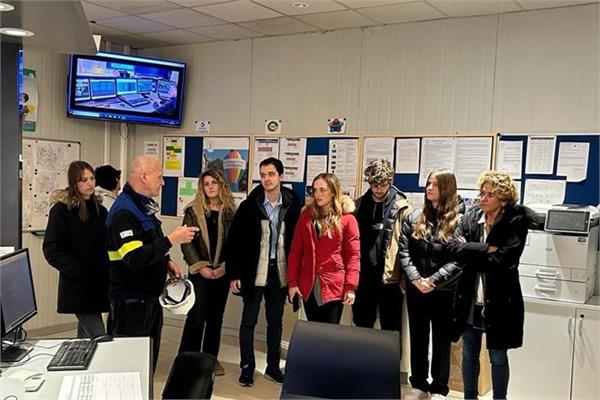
[106, 155, 198, 372]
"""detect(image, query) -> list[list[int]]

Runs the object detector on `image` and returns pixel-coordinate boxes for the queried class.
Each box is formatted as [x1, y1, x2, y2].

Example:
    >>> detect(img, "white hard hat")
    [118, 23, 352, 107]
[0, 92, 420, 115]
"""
[159, 278, 195, 315]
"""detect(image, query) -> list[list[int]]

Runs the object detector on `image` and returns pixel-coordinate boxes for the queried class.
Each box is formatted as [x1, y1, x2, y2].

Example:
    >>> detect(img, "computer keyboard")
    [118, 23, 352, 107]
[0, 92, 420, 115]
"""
[119, 94, 149, 107]
[47, 339, 97, 371]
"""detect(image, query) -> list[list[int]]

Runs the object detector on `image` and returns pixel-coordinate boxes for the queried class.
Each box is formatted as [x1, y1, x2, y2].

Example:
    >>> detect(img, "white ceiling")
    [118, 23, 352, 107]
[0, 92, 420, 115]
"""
[83, 0, 600, 49]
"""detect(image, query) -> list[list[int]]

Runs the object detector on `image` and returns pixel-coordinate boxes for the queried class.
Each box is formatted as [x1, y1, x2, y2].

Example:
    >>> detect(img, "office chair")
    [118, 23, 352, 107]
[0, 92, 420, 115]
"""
[162, 352, 216, 400]
[281, 320, 401, 399]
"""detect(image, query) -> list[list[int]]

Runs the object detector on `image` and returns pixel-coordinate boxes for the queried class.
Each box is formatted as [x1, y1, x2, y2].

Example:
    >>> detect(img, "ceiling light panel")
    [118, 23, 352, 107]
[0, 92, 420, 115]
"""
[253, 0, 346, 16]
[358, 2, 445, 24]
[194, 0, 282, 23]
[86, 0, 180, 15]
[188, 24, 264, 40]
[296, 9, 377, 30]
[239, 16, 319, 35]
[142, 8, 225, 28]
[428, 0, 522, 17]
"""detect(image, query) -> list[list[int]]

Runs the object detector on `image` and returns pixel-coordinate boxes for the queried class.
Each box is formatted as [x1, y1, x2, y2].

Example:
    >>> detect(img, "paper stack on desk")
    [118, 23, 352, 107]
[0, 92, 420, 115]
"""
[58, 372, 142, 400]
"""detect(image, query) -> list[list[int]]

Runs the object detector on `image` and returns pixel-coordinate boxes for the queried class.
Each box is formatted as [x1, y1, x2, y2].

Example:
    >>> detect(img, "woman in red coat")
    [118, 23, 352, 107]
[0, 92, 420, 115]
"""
[287, 173, 360, 324]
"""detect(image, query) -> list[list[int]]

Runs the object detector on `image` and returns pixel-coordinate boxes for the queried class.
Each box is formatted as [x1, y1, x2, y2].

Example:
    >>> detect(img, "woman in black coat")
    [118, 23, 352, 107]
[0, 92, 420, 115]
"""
[398, 169, 462, 400]
[447, 170, 537, 400]
[43, 161, 110, 338]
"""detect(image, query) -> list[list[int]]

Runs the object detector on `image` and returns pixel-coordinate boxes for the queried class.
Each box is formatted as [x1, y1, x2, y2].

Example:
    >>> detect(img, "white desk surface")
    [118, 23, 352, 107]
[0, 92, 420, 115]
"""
[0, 337, 152, 399]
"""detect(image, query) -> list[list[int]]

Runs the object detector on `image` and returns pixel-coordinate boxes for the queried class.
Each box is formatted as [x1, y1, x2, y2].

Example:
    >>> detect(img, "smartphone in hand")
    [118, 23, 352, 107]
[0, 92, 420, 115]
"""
[292, 293, 300, 312]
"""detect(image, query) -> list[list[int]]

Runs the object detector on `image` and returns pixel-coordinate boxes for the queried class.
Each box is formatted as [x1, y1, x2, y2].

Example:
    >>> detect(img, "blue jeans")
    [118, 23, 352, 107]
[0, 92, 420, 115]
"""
[462, 326, 509, 400]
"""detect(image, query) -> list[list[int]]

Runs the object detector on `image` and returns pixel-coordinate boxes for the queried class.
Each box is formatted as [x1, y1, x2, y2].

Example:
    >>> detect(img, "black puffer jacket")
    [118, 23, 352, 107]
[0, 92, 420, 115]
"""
[227, 185, 301, 298]
[398, 209, 462, 290]
[43, 191, 110, 314]
[447, 204, 538, 350]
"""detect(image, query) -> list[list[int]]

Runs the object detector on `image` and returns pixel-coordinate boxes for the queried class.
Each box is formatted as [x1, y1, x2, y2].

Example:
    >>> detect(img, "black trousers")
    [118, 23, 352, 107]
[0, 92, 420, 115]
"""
[352, 282, 403, 331]
[178, 273, 229, 357]
[110, 297, 163, 373]
[405, 284, 453, 396]
[303, 292, 343, 324]
[239, 263, 286, 371]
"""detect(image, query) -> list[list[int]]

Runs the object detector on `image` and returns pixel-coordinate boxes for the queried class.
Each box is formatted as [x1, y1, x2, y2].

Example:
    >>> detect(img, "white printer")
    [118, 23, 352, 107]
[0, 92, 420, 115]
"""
[519, 204, 599, 303]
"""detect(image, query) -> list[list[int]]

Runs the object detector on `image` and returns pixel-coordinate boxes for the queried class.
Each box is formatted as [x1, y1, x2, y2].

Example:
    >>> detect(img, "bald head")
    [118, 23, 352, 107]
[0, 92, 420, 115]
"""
[128, 155, 164, 197]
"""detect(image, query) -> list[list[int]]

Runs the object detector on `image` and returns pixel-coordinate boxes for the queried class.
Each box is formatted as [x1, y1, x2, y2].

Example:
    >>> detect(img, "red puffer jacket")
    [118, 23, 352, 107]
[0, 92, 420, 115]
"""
[287, 196, 360, 304]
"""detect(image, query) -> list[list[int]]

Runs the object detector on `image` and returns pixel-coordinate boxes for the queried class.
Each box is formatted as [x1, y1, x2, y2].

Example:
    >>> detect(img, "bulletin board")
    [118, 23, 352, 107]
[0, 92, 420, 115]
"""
[22, 138, 81, 231]
[160, 135, 360, 216]
[358, 135, 496, 196]
[497, 134, 599, 206]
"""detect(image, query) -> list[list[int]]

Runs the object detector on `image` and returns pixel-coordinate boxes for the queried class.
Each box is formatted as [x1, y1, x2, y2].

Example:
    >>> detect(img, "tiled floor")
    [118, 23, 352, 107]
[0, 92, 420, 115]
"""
[40, 325, 489, 399]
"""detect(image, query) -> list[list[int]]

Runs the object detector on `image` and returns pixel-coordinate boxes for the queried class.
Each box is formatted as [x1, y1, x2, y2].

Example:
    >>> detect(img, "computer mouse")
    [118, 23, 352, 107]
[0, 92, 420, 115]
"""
[93, 334, 113, 343]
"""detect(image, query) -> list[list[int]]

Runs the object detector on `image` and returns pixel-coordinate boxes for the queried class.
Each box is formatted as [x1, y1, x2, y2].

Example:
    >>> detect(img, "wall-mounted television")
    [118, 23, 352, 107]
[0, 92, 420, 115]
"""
[67, 52, 186, 127]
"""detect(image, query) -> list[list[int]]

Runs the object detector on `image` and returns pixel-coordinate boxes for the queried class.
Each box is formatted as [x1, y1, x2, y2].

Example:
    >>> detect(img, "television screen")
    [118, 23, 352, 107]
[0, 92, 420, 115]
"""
[67, 52, 186, 127]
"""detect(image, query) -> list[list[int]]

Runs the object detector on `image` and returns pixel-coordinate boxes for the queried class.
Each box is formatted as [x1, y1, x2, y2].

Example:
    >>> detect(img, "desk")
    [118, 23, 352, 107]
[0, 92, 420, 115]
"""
[0, 337, 152, 399]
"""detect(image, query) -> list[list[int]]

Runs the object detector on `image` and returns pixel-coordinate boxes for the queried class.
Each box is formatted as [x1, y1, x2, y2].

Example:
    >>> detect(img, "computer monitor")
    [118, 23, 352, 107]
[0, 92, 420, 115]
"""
[1, 248, 37, 362]
[75, 78, 91, 102]
[90, 79, 116, 100]
[137, 78, 153, 94]
[116, 78, 137, 95]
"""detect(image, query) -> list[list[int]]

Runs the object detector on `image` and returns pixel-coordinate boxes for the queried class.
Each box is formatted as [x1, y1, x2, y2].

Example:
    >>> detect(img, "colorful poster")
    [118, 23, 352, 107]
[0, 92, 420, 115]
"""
[163, 137, 185, 177]
[22, 68, 38, 132]
[177, 177, 198, 217]
[203, 137, 249, 196]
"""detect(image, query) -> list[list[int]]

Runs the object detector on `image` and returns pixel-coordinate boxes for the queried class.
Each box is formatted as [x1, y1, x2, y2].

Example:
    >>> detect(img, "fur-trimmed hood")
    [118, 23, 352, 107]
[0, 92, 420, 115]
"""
[49, 188, 100, 208]
[49, 189, 76, 207]
[303, 194, 355, 214]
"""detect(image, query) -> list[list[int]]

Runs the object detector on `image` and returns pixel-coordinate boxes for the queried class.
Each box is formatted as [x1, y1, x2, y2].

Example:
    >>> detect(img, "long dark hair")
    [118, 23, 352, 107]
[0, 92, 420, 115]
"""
[412, 169, 459, 243]
[66, 160, 99, 222]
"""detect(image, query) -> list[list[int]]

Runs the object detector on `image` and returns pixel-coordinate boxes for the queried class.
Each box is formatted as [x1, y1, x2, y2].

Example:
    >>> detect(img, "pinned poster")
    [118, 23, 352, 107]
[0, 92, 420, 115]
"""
[327, 117, 346, 134]
[362, 137, 394, 173]
[265, 119, 282, 135]
[144, 141, 160, 159]
[177, 177, 197, 216]
[557, 142, 589, 182]
[203, 137, 249, 195]
[22, 68, 38, 132]
[497, 141, 523, 179]
[280, 138, 306, 182]
[328, 139, 358, 196]
[253, 138, 280, 181]
[395, 138, 420, 173]
[163, 137, 185, 177]
[523, 179, 566, 205]
[525, 136, 556, 175]
[195, 120, 210, 134]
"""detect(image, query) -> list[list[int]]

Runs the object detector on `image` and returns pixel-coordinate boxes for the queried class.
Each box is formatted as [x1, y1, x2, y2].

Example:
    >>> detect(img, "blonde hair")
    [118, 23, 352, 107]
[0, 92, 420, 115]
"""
[412, 169, 460, 243]
[477, 170, 519, 206]
[309, 173, 343, 237]
[194, 169, 236, 214]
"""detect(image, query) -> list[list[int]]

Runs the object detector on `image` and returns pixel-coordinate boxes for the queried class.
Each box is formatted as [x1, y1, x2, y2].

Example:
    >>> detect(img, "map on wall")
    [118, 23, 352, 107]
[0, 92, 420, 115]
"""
[22, 138, 80, 231]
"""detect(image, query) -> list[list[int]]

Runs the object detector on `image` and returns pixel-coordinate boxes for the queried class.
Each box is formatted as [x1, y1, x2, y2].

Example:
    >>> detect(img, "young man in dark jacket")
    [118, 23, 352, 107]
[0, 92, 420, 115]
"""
[105, 155, 198, 372]
[228, 157, 301, 387]
[353, 159, 411, 332]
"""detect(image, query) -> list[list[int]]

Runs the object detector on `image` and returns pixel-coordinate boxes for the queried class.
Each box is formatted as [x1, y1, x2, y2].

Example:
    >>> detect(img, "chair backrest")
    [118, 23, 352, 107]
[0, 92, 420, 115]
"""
[162, 352, 216, 400]
[281, 320, 401, 399]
